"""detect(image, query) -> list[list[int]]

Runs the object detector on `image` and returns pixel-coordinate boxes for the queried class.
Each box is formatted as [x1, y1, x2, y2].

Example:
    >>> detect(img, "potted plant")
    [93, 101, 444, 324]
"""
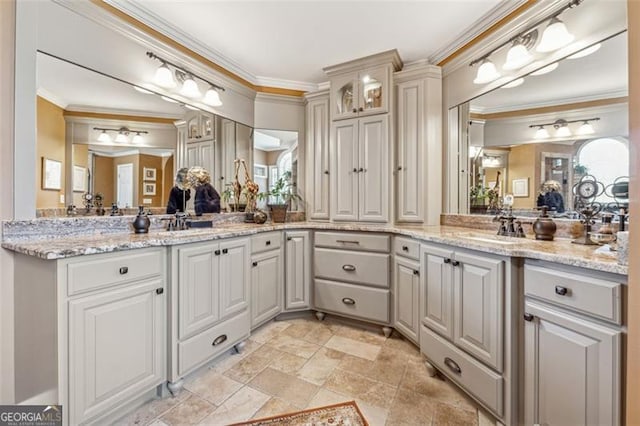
[221, 184, 245, 212]
[261, 170, 301, 223]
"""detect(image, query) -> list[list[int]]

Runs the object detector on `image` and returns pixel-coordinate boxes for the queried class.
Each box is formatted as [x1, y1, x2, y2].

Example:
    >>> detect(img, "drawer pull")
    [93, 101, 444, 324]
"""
[119, 266, 128, 275]
[266, 240, 271, 246]
[555, 286, 568, 296]
[212, 334, 228, 346]
[342, 264, 356, 272]
[252, 261, 258, 267]
[451, 260, 460, 267]
[444, 357, 461, 375]
[402, 245, 409, 251]
[287, 237, 292, 241]
[342, 297, 356, 305]
[215, 250, 221, 256]
[443, 258, 451, 264]
[524, 313, 534, 322]
[413, 270, 420, 276]
[222, 248, 228, 254]
[336, 240, 360, 245]
[155, 288, 164, 295]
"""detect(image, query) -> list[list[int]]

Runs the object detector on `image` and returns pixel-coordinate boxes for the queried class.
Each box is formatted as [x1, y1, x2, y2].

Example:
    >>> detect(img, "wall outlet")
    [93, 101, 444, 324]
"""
[143, 198, 152, 204]
[59, 194, 65, 204]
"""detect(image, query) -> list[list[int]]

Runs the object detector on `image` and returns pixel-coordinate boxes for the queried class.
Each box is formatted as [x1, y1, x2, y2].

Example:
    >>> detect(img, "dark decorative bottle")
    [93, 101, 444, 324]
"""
[533, 206, 557, 241]
[132, 206, 150, 234]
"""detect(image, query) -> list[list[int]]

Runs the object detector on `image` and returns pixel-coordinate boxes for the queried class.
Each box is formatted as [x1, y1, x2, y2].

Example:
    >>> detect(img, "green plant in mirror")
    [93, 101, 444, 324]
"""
[470, 183, 489, 205]
[262, 170, 301, 207]
[574, 163, 589, 175]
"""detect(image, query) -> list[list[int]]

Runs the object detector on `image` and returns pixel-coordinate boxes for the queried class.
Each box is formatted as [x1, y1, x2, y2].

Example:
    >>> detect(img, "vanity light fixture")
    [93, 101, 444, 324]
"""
[94, 126, 149, 144]
[147, 51, 225, 107]
[528, 117, 599, 139]
[469, 0, 582, 85]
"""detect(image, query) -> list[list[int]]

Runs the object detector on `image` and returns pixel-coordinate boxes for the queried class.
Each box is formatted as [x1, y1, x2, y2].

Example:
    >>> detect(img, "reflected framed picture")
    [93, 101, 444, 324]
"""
[143, 182, 156, 196]
[143, 167, 156, 181]
[42, 157, 62, 190]
[512, 178, 529, 197]
[73, 166, 87, 192]
[254, 164, 267, 179]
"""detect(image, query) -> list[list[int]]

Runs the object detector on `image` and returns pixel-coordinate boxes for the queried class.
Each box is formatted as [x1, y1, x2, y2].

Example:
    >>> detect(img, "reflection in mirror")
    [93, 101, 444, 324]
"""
[253, 129, 299, 210]
[460, 31, 628, 218]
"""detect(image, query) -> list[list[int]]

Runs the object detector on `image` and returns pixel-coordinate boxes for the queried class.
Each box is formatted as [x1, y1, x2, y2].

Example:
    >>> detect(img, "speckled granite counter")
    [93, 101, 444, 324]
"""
[1, 221, 627, 276]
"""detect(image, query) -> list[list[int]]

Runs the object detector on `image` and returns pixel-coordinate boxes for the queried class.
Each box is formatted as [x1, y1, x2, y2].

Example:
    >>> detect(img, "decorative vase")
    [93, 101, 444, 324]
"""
[533, 207, 556, 241]
[253, 209, 268, 224]
[132, 206, 150, 234]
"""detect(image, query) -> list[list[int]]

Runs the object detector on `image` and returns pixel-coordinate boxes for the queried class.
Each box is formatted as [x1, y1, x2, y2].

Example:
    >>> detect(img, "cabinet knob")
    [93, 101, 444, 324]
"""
[402, 245, 409, 251]
[358, 168, 364, 173]
[352, 108, 357, 113]
[353, 168, 358, 173]
[287, 237, 292, 241]
[119, 266, 128, 275]
[444, 357, 461, 374]
[215, 249, 221, 256]
[443, 258, 451, 264]
[358, 107, 364, 112]
[555, 286, 568, 296]
[413, 270, 420, 276]
[155, 288, 164, 295]
[324, 170, 329, 175]
[523, 313, 534, 322]
[342, 297, 356, 305]
[222, 248, 228, 254]
[252, 261, 258, 267]
[342, 264, 356, 272]
[451, 260, 460, 267]
[266, 240, 271, 246]
[212, 334, 228, 346]
[397, 166, 402, 171]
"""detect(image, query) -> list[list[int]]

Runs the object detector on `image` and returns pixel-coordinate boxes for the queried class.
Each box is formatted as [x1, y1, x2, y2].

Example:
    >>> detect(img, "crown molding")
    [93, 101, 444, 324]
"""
[394, 61, 442, 83]
[323, 49, 403, 76]
[303, 89, 330, 102]
[37, 89, 69, 109]
[254, 76, 319, 93]
[255, 92, 305, 106]
[87, 147, 173, 157]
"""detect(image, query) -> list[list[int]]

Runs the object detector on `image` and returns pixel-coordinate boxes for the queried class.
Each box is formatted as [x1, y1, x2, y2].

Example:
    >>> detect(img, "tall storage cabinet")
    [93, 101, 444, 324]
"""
[394, 64, 442, 225]
[305, 90, 330, 220]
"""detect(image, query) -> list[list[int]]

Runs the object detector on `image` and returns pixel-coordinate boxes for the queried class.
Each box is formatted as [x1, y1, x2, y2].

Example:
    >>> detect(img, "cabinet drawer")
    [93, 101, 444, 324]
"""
[524, 264, 622, 324]
[420, 325, 503, 417]
[178, 309, 250, 376]
[315, 232, 390, 252]
[67, 248, 163, 296]
[251, 232, 281, 254]
[394, 236, 419, 260]
[314, 279, 389, 323]
[315, 248, 389, 288]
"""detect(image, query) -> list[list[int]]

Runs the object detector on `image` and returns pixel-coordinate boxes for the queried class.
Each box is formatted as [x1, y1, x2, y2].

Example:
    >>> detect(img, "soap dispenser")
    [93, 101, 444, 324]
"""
[132, 206, 151, 234]
[533, 206, 557, 241]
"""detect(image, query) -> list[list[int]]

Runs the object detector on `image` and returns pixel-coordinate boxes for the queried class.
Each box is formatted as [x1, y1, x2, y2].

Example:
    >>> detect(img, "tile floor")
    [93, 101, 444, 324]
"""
[119, 316, 497, 425]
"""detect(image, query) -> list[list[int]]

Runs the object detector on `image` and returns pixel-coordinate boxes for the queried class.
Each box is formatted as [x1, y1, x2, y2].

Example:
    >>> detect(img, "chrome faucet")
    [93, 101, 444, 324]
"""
[493, 207, 529, 238]
[163, 212, 190, 231]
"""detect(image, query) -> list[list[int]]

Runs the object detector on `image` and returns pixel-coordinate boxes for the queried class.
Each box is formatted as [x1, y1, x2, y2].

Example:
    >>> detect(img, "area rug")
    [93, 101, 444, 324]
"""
[229, 401, 368, 426]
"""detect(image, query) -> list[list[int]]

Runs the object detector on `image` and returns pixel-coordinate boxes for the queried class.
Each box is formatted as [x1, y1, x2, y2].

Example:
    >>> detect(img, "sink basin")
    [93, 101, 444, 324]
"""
[457, 232, 523, 245]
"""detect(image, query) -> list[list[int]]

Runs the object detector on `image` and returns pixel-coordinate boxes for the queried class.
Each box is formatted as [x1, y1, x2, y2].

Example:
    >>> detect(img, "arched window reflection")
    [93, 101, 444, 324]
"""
[577, 137, 629, 203]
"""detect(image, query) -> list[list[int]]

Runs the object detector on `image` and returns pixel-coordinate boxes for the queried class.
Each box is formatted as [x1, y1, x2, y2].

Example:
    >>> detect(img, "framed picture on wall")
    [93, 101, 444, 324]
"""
[73, 166, 87, 192]
[512, 178, 529, 197]
[42, 157, 62, 190]
[143, 183, 156, 196]
[143, 167, 156, 181]
[254, 164, 267, 178]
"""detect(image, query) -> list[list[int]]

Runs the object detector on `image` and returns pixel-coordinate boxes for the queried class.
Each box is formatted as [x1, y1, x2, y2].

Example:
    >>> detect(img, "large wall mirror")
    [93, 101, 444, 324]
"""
[35, 51, 257, 216]
[454, 30, 628, 218]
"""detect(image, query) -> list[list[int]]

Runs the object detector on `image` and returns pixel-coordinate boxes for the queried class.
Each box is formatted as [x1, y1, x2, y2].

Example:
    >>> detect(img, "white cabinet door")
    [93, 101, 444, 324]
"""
[358, 115, 388, 222]
[453, 251, 504, 371]
[285, 231, 311, 310]
[396, 80, 424, 222]
[524, 300, 621, 426]
[251, 249, 283, 327]
[394, 256, 420, 344]
[307, 95, 330, 220]
[186, 113, 201, 142]
[420, 244, 454, 339]
[357, 65, 390, 118]
[330, 73, 359, 121]
[69, 279, 165, 425]
[198, 140, 215, 179]
[331, 119, 359, 221]
[178, 244, 220, 339]
[219, 238, 249, 319]
[186, 144, 199, 169]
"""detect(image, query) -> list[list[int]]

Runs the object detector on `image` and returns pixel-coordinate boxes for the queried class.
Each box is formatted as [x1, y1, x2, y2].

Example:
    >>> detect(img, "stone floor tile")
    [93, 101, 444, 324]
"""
[478, 407, 497, 426]
[160, 394, 215, 425]
[296, 347, 344, 385]
[325, 335, 381, 361]
[250, 397, 297, 420]
[281, 321, 316, 339]
[337, 352, 407, 387]
[249, 321, 291, 344]
[247, 367, 319, 409]
[306, 388, 351, 408]
[323, 370, 397, 409]
[301, 323, 334, 345]
[267, 334, 321, 359]
[268, 350, 308, 374]
[120, 390, 191, 425]
[222, 345, 283, 383]
[198, 386, 270, 425]
[386, 387, 436, 425]
[184, 371, 243, 406]
[433, 402, 478, 426]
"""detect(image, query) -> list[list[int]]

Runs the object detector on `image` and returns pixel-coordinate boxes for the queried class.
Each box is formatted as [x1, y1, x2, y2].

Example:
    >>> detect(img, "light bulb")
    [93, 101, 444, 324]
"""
[98, 130, 111, 143]
[115, 132, 128, 143]
[180, 76, 201, 98]
[132, 133, 144, 144]
[502, 78, 524, 89]
[555, 125, 571, 138]
[534, 126, 550, 139]
[568, 43, 601, 59]
[577, 121, 595, 135]
[473, 58, 501, 84]
[503, 42, 533, 70]
[530, 62, 558, 76]
[203, 87, 222, 106]
[154, 63, 176, 88]
[536, 17, 575, 52]
[362, 75, 371, 83]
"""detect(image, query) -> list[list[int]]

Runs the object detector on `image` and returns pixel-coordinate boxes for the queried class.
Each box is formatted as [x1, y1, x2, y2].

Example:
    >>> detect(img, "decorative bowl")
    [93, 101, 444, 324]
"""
[588, 232, 617, 245]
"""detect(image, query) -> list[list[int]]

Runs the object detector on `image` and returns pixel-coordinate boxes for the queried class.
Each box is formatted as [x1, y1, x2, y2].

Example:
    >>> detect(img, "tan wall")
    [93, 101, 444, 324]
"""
[112, 154, 139, 207]
[36, 96, 65, 208]
[508, 144, 537, 209]
[626, 1, 639, 424]
[71, 144, 88, 207]
[93, 155, 115, 207]
[267, 149, 286, 166]
[254, 149, 267, 166]
[138, 154, 164, 207]
[162, 156, 173, 207]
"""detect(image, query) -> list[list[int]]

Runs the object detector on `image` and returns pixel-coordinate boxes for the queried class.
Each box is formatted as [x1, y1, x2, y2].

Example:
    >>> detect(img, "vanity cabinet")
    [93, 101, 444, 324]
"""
[523, 261, 623, 425]
[251, 232, 284, 328]
[329, 65, 391, 121]
[305, 90, 331, 221]
[393, 237, 421, 344]
[331, 115, 389, 222]
[169, 238, 250, 381]
[284, 230, 312, 311]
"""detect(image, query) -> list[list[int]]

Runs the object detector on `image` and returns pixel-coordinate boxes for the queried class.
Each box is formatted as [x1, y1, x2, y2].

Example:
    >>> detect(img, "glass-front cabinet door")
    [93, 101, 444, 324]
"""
[357, 65, 389, 117]
[330, 73, 359, 121]
[200, 114, 214, 140]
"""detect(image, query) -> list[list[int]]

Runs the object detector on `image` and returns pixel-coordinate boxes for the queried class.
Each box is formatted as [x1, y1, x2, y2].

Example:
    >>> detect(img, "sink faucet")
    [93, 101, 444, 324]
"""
[493, 207, 528, 238]
[162, 212, 190, 231]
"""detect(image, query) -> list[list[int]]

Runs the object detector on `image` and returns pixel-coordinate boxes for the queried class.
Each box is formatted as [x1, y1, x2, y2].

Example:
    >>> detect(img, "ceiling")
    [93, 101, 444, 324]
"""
[254, 129, 298, 151]
[119, 0, 507, 88]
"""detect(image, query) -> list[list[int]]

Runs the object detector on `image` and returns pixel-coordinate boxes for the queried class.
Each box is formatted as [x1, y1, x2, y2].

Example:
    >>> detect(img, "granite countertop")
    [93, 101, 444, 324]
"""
[1, 221, 627, 275]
